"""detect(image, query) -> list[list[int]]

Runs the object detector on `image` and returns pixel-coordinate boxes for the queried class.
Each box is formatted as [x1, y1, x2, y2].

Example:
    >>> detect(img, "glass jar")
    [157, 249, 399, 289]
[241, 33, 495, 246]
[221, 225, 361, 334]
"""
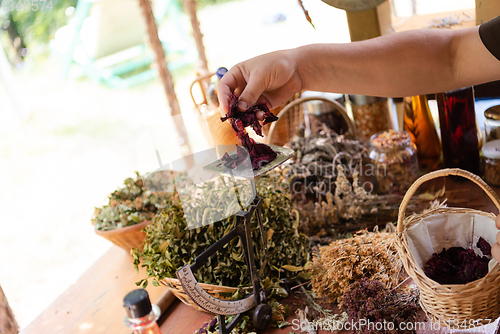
[304, 99, 349, 135]
[485, 105, 500, 142]
[349, 95, 393, 141]
[482, 139, 500, 186]
[368, 130, 419, 194]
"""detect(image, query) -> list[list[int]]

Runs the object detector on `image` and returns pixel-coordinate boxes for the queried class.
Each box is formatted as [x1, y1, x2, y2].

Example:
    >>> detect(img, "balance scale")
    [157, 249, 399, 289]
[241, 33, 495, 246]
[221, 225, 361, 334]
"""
[176, 145, 294, 333]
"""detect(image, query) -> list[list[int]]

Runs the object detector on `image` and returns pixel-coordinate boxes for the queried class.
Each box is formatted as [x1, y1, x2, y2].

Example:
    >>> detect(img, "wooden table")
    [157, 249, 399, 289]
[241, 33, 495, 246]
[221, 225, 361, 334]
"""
[21, 176, 500, 334]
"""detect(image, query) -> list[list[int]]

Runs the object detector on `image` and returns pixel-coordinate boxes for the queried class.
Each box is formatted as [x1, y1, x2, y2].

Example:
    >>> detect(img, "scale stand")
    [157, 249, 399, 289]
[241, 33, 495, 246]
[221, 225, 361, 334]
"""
[176, 145, 294, 334]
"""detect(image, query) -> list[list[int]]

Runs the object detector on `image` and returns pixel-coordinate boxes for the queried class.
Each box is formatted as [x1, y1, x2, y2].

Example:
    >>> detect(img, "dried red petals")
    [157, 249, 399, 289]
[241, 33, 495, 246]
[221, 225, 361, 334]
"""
[220, 146, 251, 169]
[477, 236, 492, 256]
[221, 94, 278, 169]
[424, 238, 492, 285]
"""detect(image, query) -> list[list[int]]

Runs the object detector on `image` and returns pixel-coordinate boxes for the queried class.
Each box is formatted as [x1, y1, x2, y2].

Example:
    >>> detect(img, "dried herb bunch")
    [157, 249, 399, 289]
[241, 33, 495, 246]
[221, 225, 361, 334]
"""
[133, 172, 310, 288]
[284, 126, 435, 236]
[309, 231, 405, 306]
[284, 124, 367, 204]
[92, 172, 172, 231]
[343, 278, 420, 334]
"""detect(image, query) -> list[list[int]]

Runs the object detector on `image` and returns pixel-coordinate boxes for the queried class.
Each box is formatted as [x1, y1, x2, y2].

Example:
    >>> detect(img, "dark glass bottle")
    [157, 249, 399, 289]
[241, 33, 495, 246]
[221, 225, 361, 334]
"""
[403, 95, 442, 171]
[436, 87, 480, 174]
[123, 289, 162, 334]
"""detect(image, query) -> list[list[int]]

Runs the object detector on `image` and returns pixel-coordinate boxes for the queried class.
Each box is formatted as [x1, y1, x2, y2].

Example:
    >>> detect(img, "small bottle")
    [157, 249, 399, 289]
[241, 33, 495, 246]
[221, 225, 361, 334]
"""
[403, 95, 442, 171]
[207, 67, 228, 109]
[123, 289, 162, 334]
[484, 105, 500, 142]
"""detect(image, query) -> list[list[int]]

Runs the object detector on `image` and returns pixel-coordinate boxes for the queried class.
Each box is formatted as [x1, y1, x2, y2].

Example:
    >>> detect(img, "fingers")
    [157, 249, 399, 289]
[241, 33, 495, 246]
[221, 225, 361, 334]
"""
[492, 242, 500, 263]
[218, 69, 239, 116]
[238, 71, 266, 111]
[493, 217, 500, 263]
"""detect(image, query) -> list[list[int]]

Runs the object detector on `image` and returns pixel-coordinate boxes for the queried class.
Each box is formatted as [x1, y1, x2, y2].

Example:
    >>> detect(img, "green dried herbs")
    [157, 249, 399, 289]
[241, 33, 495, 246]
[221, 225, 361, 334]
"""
[92, 171, 172, 231]
[133, 172, 310, 288]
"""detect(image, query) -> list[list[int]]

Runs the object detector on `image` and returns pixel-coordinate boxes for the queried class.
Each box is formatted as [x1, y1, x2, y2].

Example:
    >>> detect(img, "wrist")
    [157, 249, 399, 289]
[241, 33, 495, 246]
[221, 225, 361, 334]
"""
[291, 45, 312, 92]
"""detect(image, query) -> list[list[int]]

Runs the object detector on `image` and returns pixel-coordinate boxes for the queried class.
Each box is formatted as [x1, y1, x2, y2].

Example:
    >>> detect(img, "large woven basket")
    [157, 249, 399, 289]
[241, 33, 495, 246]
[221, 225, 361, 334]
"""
[160, 277, 250, 313]
[94, 219, 151, 252]
[395, 168, 500, 327]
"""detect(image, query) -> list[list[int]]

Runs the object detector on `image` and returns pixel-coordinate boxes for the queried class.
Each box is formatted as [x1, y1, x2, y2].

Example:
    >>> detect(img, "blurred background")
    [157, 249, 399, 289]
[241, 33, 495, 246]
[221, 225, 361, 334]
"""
[0, 0, 475, 330]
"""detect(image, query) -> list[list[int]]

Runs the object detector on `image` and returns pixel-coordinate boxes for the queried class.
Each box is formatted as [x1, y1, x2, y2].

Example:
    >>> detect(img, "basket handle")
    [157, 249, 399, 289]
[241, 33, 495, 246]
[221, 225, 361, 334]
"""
[397, 168, 500, 233]
[189, 72, 215, 108]
[267, 96, 357, 144]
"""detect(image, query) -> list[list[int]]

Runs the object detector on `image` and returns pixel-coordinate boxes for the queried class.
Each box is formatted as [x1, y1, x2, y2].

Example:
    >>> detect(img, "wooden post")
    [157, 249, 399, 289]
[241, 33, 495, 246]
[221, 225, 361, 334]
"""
[0, 285, 18, 334]
[345, 0, 392, 41]
[138, 0, 192, 154]
[476, 0, 500, 25]
[183, 0, 209, 73]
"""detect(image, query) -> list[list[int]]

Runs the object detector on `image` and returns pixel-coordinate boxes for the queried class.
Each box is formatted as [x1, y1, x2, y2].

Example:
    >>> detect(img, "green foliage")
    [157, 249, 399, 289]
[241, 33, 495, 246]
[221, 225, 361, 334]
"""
[133, 172, 310, 288]
[9, 0, 77, 49]
[92, 171, 173, 231]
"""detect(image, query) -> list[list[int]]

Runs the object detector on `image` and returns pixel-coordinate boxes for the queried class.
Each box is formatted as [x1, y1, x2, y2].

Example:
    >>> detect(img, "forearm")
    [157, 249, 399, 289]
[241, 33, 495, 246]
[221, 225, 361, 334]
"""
[293, 27, 499, 97]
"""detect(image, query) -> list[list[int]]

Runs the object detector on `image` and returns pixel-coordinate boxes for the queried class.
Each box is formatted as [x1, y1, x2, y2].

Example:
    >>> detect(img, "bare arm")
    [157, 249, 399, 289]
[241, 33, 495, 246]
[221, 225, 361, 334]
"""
[218, 26, 500, 114]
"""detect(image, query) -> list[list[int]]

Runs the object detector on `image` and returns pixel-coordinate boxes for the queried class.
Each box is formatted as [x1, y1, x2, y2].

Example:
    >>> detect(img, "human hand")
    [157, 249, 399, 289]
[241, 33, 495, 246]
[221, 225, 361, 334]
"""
[217, 49, 303, 116]
[492, 215, 500, 262]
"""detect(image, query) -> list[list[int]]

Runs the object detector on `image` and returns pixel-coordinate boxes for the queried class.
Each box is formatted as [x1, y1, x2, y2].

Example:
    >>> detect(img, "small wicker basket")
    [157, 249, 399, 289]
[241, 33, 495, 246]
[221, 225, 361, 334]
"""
[94, 219, 151, 252]
[395, 168, 500, 327]
[160, 277, 250, 313]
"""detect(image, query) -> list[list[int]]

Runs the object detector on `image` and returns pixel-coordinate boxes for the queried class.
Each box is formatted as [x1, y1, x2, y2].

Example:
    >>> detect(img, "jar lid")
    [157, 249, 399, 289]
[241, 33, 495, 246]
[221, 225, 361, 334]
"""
[304, 100, 336, 115]
[216, 67, 228, 80]
[370, 130, 410, 150]
[482, 139, 500, 159]
[123, 289, 152, 319]
[349, 95, 387, 106]
[484, 105, 500, 120]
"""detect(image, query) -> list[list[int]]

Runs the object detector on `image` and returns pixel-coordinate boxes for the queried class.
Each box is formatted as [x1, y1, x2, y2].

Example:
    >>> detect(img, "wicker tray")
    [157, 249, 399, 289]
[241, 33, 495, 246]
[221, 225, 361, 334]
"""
[161, 277, 250, 313]
[395, 168, 500, 326]
[94, 219, 151, 252]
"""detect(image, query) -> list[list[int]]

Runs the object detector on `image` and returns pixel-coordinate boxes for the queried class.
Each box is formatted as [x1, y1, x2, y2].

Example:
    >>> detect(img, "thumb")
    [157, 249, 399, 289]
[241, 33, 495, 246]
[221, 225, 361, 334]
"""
[238, 77, 266, 111]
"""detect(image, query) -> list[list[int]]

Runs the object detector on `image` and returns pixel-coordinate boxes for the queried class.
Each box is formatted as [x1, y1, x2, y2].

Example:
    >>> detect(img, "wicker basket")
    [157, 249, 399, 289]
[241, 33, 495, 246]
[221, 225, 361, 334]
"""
[94, 219, 151, 252]
[161, 277, 250, 313]
[395, 168, 500, 326]
[261, 92, 302, 146]
[267, 96, 357, 145]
